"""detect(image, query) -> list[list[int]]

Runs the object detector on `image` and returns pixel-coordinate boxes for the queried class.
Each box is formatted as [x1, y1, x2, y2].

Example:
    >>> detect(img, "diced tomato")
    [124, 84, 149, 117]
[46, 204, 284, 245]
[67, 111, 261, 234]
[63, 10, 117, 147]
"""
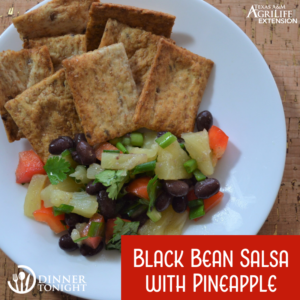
[192, 191, 224, 222]
[126, 177, 151, 200]
[84, 236, 102, 249]
[81, 213, 105, 249]
[95, 142, 122, 160]
[204, 191, 224, 213]
[33, 201, 66, 234]
[105, 218, 131, 244]
[209, 126, 229, 159]
[187, 189, 197, 201]
[16, 150, 46, 183]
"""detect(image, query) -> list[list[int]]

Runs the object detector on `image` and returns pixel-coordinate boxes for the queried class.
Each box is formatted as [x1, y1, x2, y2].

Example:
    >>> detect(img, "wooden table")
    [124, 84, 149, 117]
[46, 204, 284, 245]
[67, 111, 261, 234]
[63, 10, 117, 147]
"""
[0, 0, 299, 299]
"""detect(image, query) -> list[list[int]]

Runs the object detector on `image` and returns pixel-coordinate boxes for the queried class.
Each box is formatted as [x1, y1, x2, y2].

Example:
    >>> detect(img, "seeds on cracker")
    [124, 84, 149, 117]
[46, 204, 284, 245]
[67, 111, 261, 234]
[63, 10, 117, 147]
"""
[99, 19, 175, 96]
[0, 46, 53, 143]
[63, 43, 139, 146]
[133, 39, 214, 137]
[13, 0, 98, 40]
[24, 34, 86, 71]
[4, 69, 82, 163]
[86, 3, 176, 51]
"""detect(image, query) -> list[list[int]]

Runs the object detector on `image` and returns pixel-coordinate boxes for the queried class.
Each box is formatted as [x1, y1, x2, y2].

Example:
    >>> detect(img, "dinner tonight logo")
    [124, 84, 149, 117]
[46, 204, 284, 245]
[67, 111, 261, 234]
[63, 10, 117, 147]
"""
[247, 4, 297, 24]
[8, 265, 87, 294]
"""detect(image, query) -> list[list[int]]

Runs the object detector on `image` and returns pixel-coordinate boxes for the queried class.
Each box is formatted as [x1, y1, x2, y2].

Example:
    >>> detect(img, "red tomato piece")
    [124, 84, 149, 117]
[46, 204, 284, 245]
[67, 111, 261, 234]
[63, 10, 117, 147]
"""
[193, 191, 224, 222]
[126, 177, 151, 200]
[81, 213, 105, 249]
[33, 201, 66, 234]
[209, 126, 229, 159]
[187, 189, 197, 201]
[16, 150, 46, 184]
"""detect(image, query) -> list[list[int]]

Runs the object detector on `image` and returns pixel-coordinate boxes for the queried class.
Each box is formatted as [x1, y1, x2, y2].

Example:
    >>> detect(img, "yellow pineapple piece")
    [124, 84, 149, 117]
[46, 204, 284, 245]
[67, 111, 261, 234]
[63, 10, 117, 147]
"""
[24, 174, 49, 218]
[155, 140, 192, 179]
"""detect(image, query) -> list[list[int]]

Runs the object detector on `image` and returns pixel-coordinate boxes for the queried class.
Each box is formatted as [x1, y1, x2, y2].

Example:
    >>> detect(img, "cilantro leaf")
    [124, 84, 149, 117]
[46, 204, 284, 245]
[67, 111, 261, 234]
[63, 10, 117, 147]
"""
[94, 170, 117, 186]
[147, 175, 159, 212]
[44, 156, 71, 185]
[95, 170, 129, 200]
[106, 217, 139, 251]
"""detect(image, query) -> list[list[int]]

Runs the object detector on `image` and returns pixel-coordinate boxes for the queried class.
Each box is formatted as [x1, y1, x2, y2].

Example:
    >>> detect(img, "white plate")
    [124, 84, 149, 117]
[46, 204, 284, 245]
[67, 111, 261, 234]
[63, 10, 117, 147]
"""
[0, 0, 286, 299]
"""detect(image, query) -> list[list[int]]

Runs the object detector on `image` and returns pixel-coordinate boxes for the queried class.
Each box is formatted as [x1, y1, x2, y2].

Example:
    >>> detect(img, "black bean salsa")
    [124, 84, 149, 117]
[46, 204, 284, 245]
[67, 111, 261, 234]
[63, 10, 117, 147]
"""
[21, 110, 229, 257]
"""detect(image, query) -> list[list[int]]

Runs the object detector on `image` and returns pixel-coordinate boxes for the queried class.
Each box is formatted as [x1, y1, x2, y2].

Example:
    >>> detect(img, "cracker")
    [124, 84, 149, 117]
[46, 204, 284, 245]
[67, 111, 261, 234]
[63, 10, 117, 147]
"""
[63, 43, 139, 145]
[99, 19, 175, 96]
[86, 3, 176, 51]
[133, 39, 214, 136]
[13, 0, 98, 40]
[24, 34, 86, 71]
[0, 46, 53, 142]
[5, 69, 82, 163]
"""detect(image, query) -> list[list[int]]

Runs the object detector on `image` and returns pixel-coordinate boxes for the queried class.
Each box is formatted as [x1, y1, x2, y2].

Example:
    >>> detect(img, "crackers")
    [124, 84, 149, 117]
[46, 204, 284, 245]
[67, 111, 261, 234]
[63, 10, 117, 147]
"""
[5, 69, 82, 163]
[24, 34, 86, 71]
[86, 3, 176, 51]
[13, 0, 98, 40]
[133, 39, 214, 136]
[63, 43, 139, 145]
[99, 19, 175, 96]
[0, 46, 53, 142]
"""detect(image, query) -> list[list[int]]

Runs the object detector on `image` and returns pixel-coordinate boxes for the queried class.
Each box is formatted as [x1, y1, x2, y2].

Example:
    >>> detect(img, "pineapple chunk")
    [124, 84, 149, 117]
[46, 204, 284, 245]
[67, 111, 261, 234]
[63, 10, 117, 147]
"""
[126, 145, 158, 162]
[50, 190, 73, 205]
[182, 130, 214, 176]
[50, 191, 98, 218]
[40, 177, 84, 207]
[139, 206, 175, 235]
[69, 192, 98, 218]
[24, 175, 48, 218]
[101, 153, 147, 170]
[71, 228, 82, 245]
[139, 206, 188, 235]
[155, 140, 192, 180]
[87, 163, 103, 179]
[164, 210, 188, 235]
[69, 165, 90, 184]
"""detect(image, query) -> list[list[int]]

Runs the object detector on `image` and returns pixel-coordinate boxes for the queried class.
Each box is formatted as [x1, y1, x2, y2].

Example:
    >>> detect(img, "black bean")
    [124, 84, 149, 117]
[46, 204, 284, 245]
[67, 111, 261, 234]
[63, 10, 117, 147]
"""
[172, 196, 188, 213]
[80, 241, 104, 257]
[71, 151, 82, 164]
[49, 136, 74, 155]
[74, 133, 87, 147]
[196, 110, 213, 132]
[65, 213, 82, 227]
[86, 180, 105, 195]
[59, 234, 78, 252]
[76, 141, 96, 165]
[97, 190, 117, 219]
[164, 180, 189, 197]
[155, 192, 173, 212]
[194, 178, 220, 199]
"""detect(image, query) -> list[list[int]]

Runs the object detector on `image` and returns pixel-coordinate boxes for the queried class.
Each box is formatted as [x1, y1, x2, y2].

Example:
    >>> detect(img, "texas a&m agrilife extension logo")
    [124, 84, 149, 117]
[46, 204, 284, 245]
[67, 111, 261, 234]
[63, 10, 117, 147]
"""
[247, 4, 298, 24]
[8, 265, 87, 294]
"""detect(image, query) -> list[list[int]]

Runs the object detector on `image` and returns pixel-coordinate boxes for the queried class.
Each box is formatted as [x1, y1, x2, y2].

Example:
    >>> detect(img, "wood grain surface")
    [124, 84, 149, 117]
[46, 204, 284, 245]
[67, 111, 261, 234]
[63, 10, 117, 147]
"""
[0, 0, 299, 299]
